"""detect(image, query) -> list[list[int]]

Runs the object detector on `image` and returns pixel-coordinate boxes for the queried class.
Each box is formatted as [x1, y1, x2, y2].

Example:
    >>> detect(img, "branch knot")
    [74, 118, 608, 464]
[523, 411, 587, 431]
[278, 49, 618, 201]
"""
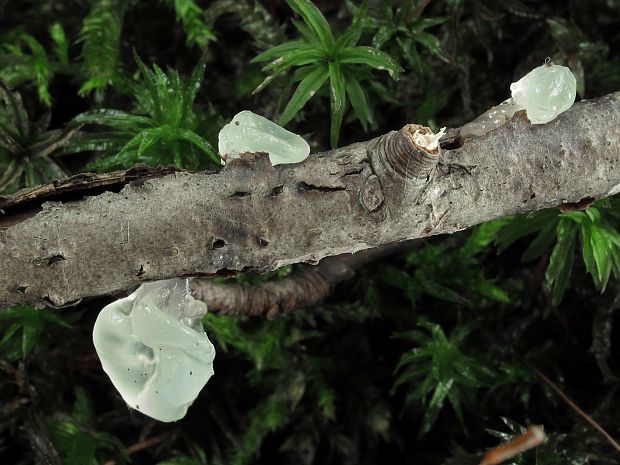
[372, 124, 441, 181]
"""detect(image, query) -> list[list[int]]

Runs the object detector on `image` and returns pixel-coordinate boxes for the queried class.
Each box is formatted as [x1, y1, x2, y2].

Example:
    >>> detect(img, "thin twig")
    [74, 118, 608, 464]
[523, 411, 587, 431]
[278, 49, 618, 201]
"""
[126, 431, 173, 454]
[532, 367, 620, 454]
[478, 425, 545, 465]
[191, 240, 418, 317]
[407, 0, 433, 23]
[103, 431, 174, 465]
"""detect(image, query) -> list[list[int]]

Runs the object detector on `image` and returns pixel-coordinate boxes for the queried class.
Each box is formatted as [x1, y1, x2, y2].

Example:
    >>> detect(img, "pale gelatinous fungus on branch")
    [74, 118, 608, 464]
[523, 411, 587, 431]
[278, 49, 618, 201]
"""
[218, 110, 310, 166]
[510, 62, 576, 124]
[93, 279, 215, 422]
[460, 62, 577, 138]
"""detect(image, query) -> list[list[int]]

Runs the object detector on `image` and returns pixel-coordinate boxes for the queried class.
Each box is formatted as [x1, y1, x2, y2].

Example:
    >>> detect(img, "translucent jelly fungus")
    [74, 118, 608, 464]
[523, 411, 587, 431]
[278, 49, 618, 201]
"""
[460, 63, 576, 138]
[510, 63, 577, 124]
[93, 278, 215, 422]
[459, 99, 522, 138]
[218, 110, 310, 166]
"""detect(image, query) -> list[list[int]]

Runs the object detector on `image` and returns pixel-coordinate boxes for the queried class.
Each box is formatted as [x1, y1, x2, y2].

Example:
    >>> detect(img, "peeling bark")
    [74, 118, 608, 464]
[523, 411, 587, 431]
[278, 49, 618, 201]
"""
[1, 92, 619, 308]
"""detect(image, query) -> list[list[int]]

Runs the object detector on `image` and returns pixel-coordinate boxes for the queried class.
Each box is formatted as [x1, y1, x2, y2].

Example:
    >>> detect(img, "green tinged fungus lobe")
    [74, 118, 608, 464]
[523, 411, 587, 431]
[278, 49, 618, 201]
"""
[460, 63, 577, 138]
[218, 110, 311, 166]
[92, 279, 215, 422]
[510, 63, 577, 124]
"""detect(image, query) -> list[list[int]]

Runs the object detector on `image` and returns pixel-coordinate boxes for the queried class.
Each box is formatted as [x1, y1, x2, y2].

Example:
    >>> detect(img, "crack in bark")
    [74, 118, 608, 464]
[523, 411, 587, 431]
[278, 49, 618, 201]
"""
[46, 255, 65, 266]
[267, 185, 284, 197]
[296, 181, 346, 193]
[228, 191, 251, 198]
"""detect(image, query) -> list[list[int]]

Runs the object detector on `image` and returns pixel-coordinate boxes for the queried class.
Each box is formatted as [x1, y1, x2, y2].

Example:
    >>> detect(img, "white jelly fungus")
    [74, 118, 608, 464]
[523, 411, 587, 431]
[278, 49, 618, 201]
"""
[460, 63, 576, 138]
[93, 278, 215, 422]
[458, 99, 522, 138]
[510, 63, 576, 124]
[218, 110, 310, 166]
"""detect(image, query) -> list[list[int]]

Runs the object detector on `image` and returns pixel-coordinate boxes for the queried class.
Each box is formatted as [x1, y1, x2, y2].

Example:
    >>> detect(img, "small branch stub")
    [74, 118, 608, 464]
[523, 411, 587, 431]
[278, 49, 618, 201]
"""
[371, 124, 442, 181]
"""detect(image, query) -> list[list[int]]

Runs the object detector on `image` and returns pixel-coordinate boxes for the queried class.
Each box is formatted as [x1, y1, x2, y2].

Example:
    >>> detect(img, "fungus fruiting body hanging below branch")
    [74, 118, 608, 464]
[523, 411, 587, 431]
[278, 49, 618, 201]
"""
[460, 63, 577, 138]
[93, 278, 215, 422]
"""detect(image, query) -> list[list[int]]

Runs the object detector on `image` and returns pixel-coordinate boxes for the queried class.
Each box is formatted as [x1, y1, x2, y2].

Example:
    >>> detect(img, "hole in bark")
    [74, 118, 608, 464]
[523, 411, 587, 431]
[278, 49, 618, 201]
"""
[441, 137, 464, 150]
[214, 266, 251, 277]
[47, 254, 65, 266]
[228, 191, 251, 198]
[129, 178, 146, 188]
[212, 239, 226, 249]
[42, 296, 57, 306]
[530, 192, 536, 199]
[297, 181, 345, 193]
[136, 265, 145, 277]
[16, 285, 28, 294]
[258, 237, 269, 247]
[559, 196, 595, 212]
[268, 185, 284, 197]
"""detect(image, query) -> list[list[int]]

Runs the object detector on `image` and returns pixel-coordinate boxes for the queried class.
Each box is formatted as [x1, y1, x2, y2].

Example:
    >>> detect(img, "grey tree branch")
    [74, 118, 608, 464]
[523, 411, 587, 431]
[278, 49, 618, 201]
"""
[1, 93, 619, 308]
[190, 240, 415, 318]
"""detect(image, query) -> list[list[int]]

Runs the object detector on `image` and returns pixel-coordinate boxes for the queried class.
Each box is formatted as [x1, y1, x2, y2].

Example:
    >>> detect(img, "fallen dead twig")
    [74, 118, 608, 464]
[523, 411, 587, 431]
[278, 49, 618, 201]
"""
[479, 425, 546, 465]
[103, 431, 175, 465]
[533, 367, 620, 454]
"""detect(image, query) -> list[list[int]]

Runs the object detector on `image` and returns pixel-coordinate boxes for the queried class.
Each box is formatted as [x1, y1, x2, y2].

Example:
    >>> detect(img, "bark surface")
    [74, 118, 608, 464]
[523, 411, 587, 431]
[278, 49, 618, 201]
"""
[1, 92, 619, 308]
